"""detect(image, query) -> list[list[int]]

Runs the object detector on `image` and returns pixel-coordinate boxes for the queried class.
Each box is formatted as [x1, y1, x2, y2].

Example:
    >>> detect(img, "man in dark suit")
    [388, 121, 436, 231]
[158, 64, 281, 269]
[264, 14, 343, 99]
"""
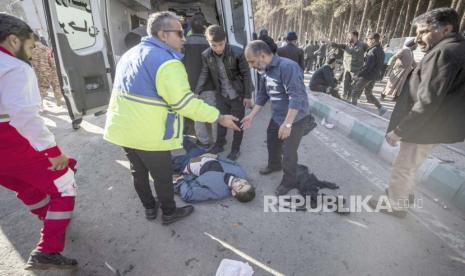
[277, 32, 304, 71]
[195, 25, 253, 160]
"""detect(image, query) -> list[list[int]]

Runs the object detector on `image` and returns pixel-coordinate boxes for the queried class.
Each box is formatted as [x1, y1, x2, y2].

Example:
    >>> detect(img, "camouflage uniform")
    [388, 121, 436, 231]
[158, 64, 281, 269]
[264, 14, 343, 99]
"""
[31, 42, 64, 105]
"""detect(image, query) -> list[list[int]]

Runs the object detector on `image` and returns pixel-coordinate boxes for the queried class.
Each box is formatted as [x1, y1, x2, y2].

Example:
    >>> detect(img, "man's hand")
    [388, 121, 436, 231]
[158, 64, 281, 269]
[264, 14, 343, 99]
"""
[48, 154, 69, 171]
[218, 115, 241, 131]
[278, 124, 292, 140]
[240, 114, 254, 130]
[385, 131, 401, 147]
[243, 98, 253, 109]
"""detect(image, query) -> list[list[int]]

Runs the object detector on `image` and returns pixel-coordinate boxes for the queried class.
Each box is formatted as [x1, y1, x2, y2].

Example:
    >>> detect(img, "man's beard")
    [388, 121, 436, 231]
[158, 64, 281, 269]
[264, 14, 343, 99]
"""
[15, 43, 31, 65]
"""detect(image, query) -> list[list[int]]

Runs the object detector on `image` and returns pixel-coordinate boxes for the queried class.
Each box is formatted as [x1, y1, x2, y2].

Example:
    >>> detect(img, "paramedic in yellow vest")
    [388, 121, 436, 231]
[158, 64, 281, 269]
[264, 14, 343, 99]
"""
[104, 11, 240, 225]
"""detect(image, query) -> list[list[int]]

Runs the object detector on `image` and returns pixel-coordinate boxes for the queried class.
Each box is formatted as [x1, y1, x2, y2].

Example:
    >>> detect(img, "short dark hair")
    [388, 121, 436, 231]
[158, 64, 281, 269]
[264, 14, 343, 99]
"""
[413, 7, 459, 33]
[190, 14, 206, 34]
[147, 11, 179, 38]
[205, 25, 226, 42]
[327, 57, 336, 65]
[0, 13, 33, 43]
[350, 31, 359, 37]
[245, 40, 272, 56]
[235, 185, 256, 203]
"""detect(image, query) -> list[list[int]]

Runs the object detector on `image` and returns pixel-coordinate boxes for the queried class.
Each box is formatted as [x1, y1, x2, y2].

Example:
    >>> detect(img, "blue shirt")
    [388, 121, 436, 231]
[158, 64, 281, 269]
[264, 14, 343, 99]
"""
[256, 55, 310, 125]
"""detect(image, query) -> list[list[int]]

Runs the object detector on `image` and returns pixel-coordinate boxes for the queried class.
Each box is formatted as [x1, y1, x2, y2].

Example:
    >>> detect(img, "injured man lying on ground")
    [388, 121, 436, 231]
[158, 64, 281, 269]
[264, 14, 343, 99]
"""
[174, 153, 255, 203]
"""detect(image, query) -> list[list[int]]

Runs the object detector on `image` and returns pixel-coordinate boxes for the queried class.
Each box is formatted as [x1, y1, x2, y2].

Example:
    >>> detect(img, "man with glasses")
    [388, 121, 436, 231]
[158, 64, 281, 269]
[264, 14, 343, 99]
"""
[104, 11, 240, 225]
[368, 8, 465, 218]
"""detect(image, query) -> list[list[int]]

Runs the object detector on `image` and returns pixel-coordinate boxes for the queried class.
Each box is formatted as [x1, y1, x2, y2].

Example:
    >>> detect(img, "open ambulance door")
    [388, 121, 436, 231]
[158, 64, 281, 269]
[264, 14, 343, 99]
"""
[43, 0, 112, 129]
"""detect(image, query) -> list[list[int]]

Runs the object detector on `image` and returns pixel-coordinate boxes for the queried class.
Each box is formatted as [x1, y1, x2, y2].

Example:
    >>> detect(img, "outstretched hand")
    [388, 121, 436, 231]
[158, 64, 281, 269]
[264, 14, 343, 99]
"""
[218, 115, 241, 131]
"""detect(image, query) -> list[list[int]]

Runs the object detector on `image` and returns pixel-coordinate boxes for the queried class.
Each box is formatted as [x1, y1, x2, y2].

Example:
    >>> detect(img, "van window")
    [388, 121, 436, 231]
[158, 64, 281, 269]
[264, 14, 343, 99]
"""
[55, 0, 96, 50]
[230, 0, 246, 46]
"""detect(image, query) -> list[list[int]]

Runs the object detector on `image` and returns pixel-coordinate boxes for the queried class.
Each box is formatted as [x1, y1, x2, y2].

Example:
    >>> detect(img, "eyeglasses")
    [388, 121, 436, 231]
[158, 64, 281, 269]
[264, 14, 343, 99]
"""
[163, 29, 184, 38]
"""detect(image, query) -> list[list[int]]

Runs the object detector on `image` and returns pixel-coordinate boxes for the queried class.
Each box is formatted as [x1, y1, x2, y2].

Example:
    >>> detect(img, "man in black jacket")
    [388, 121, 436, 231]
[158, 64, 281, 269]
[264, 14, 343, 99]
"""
[350, 32, 387, 116]
[277, 32, 305, 71]
[195, 25, 253, 160]
[369, 8, 465, 218]
[309, 57, 340, 98]
[183, 15, 215, 147]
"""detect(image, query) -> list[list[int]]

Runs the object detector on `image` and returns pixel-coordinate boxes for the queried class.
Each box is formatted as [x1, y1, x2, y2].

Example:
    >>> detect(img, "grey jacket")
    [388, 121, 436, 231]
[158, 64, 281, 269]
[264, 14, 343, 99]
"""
[195, 44, 253, 99]
[388, 33, 465, 144]
[332, 40, 367, 73]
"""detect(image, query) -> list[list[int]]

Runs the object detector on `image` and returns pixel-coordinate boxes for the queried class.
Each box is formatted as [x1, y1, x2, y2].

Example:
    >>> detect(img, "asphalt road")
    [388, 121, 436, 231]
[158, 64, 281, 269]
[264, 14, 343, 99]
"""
[1, 97, 465, 276]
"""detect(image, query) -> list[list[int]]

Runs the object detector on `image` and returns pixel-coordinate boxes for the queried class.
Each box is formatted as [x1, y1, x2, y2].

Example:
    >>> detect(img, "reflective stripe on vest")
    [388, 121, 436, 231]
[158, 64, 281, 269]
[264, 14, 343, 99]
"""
[45, 211, 73, 220]
[28, 195, 50, 210]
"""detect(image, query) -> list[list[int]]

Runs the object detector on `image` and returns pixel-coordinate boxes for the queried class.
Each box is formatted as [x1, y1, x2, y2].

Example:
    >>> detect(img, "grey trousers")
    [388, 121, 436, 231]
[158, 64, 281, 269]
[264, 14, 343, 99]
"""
[194, 90, 216, 144]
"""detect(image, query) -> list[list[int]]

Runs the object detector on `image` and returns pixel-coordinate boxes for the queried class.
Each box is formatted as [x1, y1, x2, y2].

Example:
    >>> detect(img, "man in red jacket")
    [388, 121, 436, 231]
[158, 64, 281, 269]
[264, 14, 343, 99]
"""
[0, 13, 78, 270]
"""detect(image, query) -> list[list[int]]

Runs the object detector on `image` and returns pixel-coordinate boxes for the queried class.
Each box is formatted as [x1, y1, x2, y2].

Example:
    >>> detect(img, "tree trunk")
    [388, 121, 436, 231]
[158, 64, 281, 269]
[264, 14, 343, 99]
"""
[386, 0, 401, 42]
[451, 0, 458, 8]
[347, 0, 356, 32]
[394, 0, 409, 38]
[402, 0, 415, 37]
[376, 0, 387, 32]
[461, 7, 465, 32]
[427, 0, 437, 11]
[359, 0, 369, 36]
[298, 1, 304, 44]
[409, 0, 426, 36]
[456, 0, 465, 16]
[381, 0, 393, 39]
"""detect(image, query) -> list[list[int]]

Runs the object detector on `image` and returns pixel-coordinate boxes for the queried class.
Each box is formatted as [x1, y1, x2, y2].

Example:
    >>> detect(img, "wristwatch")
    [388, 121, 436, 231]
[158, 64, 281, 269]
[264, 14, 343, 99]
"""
[285, 123, 292, 128]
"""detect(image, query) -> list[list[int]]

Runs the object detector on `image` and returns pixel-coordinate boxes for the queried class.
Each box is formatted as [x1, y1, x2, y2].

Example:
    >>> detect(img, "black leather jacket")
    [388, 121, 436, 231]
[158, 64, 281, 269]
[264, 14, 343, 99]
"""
[195, 44, 253, 99]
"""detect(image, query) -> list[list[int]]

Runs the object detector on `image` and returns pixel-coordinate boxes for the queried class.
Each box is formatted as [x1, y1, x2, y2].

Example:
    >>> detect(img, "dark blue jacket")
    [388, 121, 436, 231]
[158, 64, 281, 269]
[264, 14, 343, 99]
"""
[309, 65, 337, 89]
[358, 44, 385, 81]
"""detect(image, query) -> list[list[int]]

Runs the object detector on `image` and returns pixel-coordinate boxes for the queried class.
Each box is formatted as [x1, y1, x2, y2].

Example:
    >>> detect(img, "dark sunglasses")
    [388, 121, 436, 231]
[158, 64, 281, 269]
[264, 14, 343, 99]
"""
[163, 29, 184, 38]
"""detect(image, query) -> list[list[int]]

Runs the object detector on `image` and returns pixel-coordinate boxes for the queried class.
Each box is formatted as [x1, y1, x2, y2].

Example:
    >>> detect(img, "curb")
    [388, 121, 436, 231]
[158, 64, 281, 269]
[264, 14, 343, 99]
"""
[307, 92, 465, 212]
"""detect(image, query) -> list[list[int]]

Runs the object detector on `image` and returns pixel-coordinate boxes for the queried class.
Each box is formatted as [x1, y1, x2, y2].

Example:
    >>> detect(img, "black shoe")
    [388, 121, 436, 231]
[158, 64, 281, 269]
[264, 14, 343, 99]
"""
[25, 251, 78, 270]
[196, 140, 211, 149]
[227, 150, 240, 161]
[162, 205, 194, 225]
[385, 188, 415, 205]
[145, 202, 159, 220]
[368, 198, 407, 218]
[275, 184, 294, 196]
[259, 166, 282, 175]
[208, 145, 224, 154]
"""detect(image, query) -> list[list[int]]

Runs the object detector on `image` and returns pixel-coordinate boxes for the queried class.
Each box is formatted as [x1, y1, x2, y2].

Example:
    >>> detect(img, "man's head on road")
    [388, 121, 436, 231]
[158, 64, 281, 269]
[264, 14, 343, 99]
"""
[205, 25, 226, 56]
[244, 40, 273, 72]
[413, 8, 459, 53]
[366, 32, 380, 48]
[0, 13, 34, 62]
[348, 31, 359, 44]
[148, 11, 185, 52]
[327, 57, 337, 70]
[230, 177, 255, 203]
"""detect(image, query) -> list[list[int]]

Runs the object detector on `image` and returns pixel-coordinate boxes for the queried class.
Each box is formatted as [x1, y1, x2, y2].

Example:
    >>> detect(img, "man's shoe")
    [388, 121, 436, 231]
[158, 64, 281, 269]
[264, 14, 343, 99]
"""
[227, 150, 240, 161]
[378, 106, 388, 116]
[259, 166, 282, 175]
[25, 250, 77, 270]
[208, 145, 224, 154]
[145, 202, 159, 220]
[162, 205, 194, 225]
[275, 184, 294, 196]
[385, 188, 415, 205]
[368, 198, 407, 218]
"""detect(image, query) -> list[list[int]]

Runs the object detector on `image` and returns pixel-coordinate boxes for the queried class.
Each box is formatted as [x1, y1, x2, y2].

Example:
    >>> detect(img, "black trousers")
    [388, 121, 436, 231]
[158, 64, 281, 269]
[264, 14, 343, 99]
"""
[215, 95, 245, 151]
[267, 116, 312, 187]
[310, 84, 341, 99]
[123, 148, 176, 214]
[351, 77, 382, 108]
